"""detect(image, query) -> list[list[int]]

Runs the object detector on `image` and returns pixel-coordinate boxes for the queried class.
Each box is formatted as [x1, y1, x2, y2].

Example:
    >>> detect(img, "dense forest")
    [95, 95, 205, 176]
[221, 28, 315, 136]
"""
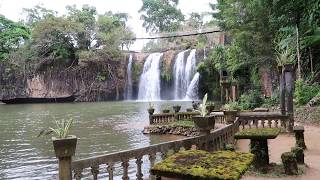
[1, 0, 320, 107]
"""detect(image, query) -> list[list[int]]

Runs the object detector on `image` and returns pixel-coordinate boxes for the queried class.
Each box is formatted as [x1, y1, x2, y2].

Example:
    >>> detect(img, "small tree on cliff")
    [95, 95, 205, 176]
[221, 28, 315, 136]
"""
[139, 0, 185, 33]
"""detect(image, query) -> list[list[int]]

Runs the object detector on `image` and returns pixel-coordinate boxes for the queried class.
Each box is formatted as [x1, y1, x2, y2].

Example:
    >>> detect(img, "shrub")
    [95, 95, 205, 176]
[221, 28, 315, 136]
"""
[295, 79, 320, 105]
[239, 89, 263, 110]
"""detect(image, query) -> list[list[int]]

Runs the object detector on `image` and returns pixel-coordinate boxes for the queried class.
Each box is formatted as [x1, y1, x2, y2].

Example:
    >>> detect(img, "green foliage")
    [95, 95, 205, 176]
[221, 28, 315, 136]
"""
[38, 118, 73, 138]
[196, 93, 208, 117]
[295, 79, 320, 105]
[172, 120, 195, 127]
[152, 150, 254, 180]
[96, 72, 107, 82]
[261, 94, 280, 108]
[0, 15, 30, 61]
[22, 5, 57, 27]
[223, 102, 240, 111]
[239, 90, 263, 110]
[139, 0, 184, 32]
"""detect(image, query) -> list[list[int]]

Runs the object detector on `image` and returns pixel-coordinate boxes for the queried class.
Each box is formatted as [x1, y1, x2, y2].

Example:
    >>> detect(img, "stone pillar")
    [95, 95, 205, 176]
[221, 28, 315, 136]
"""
[231, 82, 238, 102]
[148, 108, 155, 125]
[293, 126, 307, 149]
[284, 64, 294, 132]
[53, 136, 77, 180]
[281, 152, 298, 175]
[278, 66, 286, 115]
[250, 139, 269, 169]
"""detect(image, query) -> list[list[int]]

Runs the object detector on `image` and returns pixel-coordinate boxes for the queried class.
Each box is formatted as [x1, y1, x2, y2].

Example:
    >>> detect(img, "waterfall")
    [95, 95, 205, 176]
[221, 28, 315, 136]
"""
[185, 72, 200, 100]
[173, 49, 198, 100]
[173, 50, 188, 99]
[126, 54, 133, 100]
[185, 49, 197, 87]
[137, 53, 163, 101]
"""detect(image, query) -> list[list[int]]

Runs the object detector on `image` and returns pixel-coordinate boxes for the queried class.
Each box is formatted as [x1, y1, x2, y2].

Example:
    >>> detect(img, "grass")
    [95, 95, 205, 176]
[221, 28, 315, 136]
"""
[172, 120, 195, 127]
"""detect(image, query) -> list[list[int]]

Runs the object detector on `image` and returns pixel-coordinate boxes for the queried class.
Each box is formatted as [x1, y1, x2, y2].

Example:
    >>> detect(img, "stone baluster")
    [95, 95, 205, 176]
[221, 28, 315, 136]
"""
[136, 156, 143, 180]
[268, 120, 272, 128]
[149, 153, 156, 180]
[261, 120, 265, 128]
[107, 163, 114, 180]
[275, 120, 279, 128]
[248, 120, 252, 128]
[254, 119, 258, 128]
[74, 168, 83, 180]
[121, 160, 129, 180]
[91, 165, 99, 180]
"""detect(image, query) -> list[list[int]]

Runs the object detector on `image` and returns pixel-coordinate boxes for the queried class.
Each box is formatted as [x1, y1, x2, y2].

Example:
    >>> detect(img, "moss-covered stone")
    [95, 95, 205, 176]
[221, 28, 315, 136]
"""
[250, 139, 269, 169]
[172, 120, 195, 127]
[234, 128, 281, 139]
[281, 152, 298, 175]
[225, 144, 236, 151]
[291, 147, 304, 164]
[151, 150, 254, 180]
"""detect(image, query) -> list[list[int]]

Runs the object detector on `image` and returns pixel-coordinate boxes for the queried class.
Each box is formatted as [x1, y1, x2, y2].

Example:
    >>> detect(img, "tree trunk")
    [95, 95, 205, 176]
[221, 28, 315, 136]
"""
[296, 24, 301, 80]
[309, 48, 314, 73]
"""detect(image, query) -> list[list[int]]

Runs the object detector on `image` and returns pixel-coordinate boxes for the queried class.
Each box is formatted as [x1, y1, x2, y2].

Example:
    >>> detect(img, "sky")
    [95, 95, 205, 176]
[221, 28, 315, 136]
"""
[0, 0, 215, 50]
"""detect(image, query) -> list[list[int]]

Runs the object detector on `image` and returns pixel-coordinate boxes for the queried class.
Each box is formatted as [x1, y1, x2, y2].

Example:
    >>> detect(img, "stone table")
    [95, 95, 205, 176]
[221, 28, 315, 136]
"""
[234, 128, 281, 169]
[151, 150, 254, 180]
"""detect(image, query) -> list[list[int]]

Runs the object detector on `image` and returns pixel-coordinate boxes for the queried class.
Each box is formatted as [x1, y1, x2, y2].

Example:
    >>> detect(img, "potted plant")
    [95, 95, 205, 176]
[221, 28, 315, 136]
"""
[147, 102, 155, 115]
[38, 118, 77, 158]
[192, 101, 200, 110]
[172, 105, 181, 113]
[162, 105, 170, 113]
[222, 102, 240, 124]
[192, 93, 215, 134]
[206, 101, 215, 114]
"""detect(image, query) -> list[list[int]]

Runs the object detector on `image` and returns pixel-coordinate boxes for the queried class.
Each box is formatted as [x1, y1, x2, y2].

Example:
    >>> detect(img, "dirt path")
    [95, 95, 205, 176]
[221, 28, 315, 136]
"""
[238, 124, 320, 180]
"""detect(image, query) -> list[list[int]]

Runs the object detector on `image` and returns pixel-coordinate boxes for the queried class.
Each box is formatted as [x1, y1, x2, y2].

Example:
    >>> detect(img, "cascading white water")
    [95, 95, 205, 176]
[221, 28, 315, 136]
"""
[185, 72, 200, 100]
[173, 50, 188, 99]
[126, 54, 133, 100]
[185, 49, 197, 87]
[173, 49, 198, 100]
[138, 53, 163, 101]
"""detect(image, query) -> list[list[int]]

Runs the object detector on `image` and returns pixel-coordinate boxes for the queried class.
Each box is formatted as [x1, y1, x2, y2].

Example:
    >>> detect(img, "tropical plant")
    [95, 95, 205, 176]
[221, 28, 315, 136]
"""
[197, 93, 208, 117]
[223, 102, 240, 111]
[38, 118, 73, 138]
[276, 49, 295, 66]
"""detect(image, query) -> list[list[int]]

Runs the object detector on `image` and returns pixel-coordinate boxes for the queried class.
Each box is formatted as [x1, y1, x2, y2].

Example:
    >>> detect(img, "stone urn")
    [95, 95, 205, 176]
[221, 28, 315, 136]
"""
[173, 105, 181, 113]
[186, 108, 193, 112]
[148, 108, 155, 115]
[162, 109, 170, 113]
[192, 115, 215, 134]
[206, 105, 215, 114]
[223, 110, 238, 124]
[192, 101, 199, 110]
[52, 135, 77, 158]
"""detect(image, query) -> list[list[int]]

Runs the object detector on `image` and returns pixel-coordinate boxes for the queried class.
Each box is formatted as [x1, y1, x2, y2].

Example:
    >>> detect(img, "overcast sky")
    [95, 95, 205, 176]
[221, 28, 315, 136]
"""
[0, 0, 215, 50]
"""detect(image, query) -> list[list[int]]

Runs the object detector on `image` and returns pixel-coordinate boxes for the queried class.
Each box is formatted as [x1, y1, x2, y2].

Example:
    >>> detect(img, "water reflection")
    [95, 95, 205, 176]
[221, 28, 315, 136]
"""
[0, 101, 192, 179]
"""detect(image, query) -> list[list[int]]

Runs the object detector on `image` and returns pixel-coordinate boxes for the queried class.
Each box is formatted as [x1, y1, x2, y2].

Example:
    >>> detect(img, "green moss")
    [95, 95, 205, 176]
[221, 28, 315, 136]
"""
[172, 120, 195, 127]
[151, 150, 254, 180]
[235, 128, 281, 139]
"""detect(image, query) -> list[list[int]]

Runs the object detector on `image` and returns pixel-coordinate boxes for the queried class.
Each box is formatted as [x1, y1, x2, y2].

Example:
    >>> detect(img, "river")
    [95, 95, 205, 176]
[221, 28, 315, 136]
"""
[0, 101, 192, 179]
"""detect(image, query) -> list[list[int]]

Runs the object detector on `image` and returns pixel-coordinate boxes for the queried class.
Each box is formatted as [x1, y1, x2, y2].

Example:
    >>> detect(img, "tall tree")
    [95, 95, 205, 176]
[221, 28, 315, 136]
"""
[22, 5, 57, 27]
[139, 0, 184, 32]
[0, 15, 30, 61]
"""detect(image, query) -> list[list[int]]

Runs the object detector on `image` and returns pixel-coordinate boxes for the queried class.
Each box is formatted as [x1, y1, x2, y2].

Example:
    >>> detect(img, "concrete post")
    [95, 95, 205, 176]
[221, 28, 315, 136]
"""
[284, 64, 294, 132]
[53, 136, 77, 180]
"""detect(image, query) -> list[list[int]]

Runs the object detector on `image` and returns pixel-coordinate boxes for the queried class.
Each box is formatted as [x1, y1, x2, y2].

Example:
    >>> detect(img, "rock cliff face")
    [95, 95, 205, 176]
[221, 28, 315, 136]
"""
[0, 49, 208, 102]
[0, 55, 128, 102]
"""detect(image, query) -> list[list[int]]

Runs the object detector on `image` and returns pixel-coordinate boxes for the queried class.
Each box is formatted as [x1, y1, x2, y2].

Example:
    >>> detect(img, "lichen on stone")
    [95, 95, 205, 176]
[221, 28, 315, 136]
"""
[235, 128, 281, 139]
[151, 150, 254, 180]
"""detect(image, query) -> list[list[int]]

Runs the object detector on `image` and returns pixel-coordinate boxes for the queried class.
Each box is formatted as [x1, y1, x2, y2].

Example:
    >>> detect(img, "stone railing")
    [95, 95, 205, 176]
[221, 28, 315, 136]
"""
[150, 111, 225, 125]
[238, 112, 289, 131]
[149, 112, 199, 124]
[70, 120, 239, 180]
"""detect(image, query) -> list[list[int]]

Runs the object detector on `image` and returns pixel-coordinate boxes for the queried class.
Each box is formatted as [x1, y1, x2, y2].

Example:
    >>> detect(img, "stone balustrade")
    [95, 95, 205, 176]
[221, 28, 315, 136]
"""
[150, 112, 200, 124]
[71, 119, 239, 180]
[238, 112, 289, 131]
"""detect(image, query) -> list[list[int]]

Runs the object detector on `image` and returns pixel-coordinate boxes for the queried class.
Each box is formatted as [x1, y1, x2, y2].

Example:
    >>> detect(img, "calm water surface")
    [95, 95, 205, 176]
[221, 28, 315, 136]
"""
[0, 101, 192, 179]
